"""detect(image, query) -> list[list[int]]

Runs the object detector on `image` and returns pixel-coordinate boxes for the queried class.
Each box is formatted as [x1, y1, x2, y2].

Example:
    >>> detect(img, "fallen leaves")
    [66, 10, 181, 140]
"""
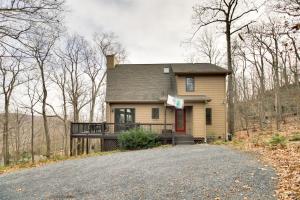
[233, 121, 300, 200]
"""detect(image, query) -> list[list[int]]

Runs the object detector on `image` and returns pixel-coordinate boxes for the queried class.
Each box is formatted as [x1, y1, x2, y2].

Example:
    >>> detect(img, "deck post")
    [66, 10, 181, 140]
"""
[100, 138, 104, 152]
[70, 137, 73, 156]
[82, 138, 85, 154]
[86, 137, 89, 154]
[70, 123, 73, 156]
[100, 123, 105, 152]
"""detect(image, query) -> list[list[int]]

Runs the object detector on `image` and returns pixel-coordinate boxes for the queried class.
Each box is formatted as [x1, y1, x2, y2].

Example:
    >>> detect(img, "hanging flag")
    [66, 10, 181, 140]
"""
[167, 95, 184, 109]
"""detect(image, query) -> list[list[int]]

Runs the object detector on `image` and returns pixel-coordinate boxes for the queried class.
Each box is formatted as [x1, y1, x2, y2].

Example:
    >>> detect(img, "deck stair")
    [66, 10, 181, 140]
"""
[175, 134, 195, 145]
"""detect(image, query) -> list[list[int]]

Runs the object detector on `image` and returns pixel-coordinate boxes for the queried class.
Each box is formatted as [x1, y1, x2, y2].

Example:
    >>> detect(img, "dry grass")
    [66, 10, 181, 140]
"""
[229, 120, 300, 200]
[0, 144, 172, 175]
[0, 150, 120, 175]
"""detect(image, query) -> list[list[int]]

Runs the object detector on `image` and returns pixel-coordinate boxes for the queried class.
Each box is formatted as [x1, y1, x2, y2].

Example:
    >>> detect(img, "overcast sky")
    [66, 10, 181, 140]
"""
[65, 0, 199, 64]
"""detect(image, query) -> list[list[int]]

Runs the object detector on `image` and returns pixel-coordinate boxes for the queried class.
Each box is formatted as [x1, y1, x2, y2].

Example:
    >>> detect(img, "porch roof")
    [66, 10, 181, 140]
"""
[160, 95, 211, 103]
[172, 63, 230, 75]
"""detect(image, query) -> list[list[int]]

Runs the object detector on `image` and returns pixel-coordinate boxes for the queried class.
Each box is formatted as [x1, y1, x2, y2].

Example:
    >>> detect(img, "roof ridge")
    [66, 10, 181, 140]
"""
[116, 63, 221, 66]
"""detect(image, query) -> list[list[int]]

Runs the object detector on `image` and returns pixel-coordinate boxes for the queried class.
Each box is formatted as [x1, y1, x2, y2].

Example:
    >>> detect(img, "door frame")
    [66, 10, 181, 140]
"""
[175, 108, 186, 133]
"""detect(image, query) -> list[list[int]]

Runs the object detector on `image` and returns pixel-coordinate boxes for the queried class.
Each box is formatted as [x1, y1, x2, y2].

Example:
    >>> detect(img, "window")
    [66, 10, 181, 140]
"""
[206, 108, 212, 125]
[115, 108, 135, 124]
[186, 77, 195, 92]
[114, 108, 135, 132]
[152, 108, 159, 119]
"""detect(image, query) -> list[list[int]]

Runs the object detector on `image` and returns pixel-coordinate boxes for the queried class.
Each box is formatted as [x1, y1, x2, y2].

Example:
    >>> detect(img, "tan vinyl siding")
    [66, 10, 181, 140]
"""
[177, 75, 226, 139]
[185, 107, 193, 134]
[192, 103, 206, 137]
[106, 103, 174, 133]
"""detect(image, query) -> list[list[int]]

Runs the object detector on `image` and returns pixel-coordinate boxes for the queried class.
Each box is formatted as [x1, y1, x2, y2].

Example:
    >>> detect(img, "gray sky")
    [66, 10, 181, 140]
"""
[65, 0, 199, 64]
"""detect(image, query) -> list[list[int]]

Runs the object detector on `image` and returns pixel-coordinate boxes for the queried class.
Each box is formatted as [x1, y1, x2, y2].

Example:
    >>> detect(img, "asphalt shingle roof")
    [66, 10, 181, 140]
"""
[106, 63, 229, 102]
[171, 63, 230, 74]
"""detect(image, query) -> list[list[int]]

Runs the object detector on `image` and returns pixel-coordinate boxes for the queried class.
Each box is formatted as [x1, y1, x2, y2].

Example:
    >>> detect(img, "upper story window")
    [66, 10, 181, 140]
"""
[186, 77, 195, 92]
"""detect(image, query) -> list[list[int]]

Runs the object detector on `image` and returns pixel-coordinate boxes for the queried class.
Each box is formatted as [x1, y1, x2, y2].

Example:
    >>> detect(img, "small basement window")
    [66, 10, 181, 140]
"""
[206, 108, 212, 125]
[186, 77, 195, 92]
[152, 108, 159, 119]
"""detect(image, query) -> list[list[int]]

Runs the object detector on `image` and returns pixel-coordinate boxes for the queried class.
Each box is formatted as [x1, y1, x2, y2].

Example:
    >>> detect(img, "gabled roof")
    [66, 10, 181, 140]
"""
[106, 64, 176, 102]
[106, 63, 229, 103]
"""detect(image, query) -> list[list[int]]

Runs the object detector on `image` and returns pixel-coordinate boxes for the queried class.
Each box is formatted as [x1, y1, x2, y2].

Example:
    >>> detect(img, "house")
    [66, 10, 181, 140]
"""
[105, 55, 230, 142]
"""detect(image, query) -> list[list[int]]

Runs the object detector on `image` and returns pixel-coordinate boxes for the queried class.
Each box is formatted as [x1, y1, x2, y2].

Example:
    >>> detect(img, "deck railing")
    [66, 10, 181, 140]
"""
[70, 122, 174, 137]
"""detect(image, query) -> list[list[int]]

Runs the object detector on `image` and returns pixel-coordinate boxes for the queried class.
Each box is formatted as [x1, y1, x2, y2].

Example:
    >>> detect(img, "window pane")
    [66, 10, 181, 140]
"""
[126, 108, 135, 123]
[206, 108, 212, 125]
[152, 108, 159, 119]
[186, 77, 194, 92]
[115, 109, 125, 123]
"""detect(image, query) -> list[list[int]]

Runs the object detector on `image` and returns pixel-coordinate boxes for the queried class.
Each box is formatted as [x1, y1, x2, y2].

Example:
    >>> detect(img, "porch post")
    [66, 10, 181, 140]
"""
[164, 102, 167, 132]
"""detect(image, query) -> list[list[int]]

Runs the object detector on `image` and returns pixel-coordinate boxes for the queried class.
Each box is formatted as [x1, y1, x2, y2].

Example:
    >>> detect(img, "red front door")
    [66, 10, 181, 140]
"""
[175, 109, 186, 133]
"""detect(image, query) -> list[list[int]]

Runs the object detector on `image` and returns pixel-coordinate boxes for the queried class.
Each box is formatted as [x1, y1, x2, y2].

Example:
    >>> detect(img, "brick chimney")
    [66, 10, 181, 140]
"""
[106, 54, 118, 69]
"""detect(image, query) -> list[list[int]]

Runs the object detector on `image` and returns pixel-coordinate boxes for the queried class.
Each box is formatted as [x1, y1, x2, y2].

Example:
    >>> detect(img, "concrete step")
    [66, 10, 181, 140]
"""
[175, 135, 194, 141]
[175, 134, 194, 145]
[176, 140, 195, 145]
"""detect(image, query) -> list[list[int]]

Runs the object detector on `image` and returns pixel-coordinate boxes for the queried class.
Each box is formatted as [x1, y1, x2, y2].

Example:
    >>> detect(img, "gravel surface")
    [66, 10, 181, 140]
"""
[0, 145, 277, 200]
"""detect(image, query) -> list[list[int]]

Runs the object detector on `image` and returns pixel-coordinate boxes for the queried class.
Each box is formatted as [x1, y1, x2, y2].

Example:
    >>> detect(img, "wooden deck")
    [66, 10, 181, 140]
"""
[70, 122, 205, 156]
[70, 122, 175, 155]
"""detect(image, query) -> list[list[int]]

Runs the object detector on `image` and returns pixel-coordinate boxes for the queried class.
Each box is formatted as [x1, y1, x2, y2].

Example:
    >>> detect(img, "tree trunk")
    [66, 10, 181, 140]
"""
[31, 109, 34, 163]
[62, 87, 68, 156]
[40, 67, 51, 158]
[226, 23, 235, 138]
[274, 39, 281, 130]
[15, 110, 20, 162]
[3, 98, 10, 166]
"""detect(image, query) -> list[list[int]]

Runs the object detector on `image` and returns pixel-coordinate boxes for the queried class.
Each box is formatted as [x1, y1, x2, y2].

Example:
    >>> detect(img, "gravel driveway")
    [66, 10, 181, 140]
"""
[0, 145, 276, 200]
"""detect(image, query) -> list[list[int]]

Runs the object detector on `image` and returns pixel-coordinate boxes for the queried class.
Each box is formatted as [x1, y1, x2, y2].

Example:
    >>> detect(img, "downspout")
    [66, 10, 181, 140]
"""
[204, 100, 207, 143]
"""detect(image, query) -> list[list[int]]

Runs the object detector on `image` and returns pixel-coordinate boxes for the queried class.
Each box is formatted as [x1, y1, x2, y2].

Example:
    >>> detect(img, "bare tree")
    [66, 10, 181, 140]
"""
[58, 34, 91, 155]
[93, 32, 127, 122]
[94, 32, 127, 63]
[60, 34, 89, 122]
[239, 24, 269, 128]
[190, 30, 223, 64]
[24, 28, 60, 158]
[0, 50, 25, 165]
[49, 55, 69, 156]
[192, 0, 259, 137]
[82, 46, 105, 123]
[24, 74, 40, 163]
[258, 19, 286, 130]
[0, 0, 65, 42]
[12, 107, 27, 162]
[274, 0, 300, 18]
